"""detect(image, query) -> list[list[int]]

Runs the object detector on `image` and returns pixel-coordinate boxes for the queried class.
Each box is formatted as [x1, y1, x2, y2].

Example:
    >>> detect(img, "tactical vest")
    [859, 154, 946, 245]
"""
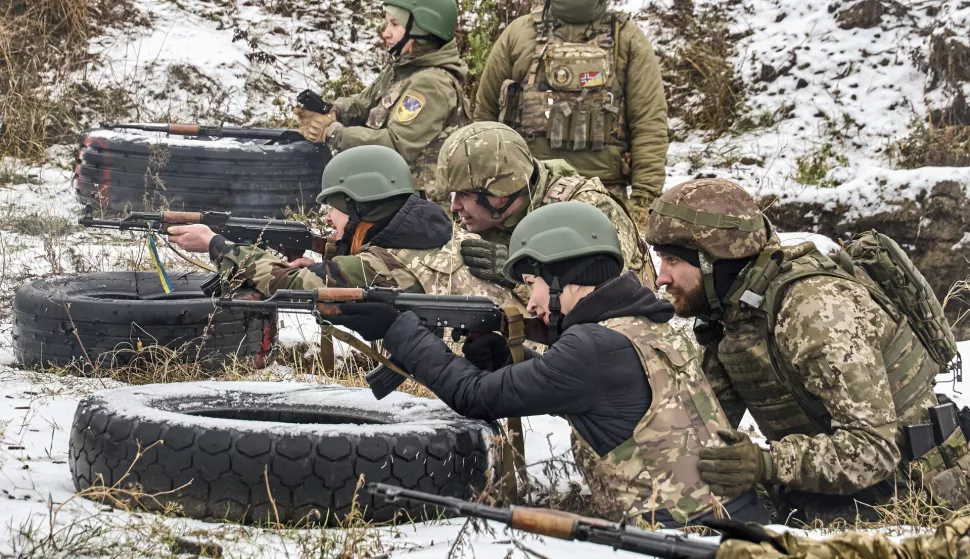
[571, 316, 731, 524]
[379, 229, 524, 309]
[715, 242, 938, 441]
[499, 10, 627, 152]
[365, 67, 469, 201]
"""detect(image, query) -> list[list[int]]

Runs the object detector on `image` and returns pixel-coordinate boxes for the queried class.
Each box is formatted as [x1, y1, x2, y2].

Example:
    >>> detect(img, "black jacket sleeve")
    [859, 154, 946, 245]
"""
[383, 312, 599, 420]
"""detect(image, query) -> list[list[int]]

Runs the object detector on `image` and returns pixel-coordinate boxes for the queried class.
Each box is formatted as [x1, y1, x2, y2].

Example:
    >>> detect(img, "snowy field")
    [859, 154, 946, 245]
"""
[0, 0, 967, 555]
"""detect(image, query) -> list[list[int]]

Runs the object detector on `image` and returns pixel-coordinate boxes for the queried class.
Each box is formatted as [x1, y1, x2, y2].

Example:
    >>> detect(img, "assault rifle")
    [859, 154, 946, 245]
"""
[79, 204, 333, 257]
[99, 122, 307, 143]
[368, 483, 720, 558]
[215, 287, 509, 398]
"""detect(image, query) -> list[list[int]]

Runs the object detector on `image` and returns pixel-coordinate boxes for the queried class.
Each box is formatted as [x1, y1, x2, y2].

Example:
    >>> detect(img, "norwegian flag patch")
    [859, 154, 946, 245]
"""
[579, 71, 604, 87]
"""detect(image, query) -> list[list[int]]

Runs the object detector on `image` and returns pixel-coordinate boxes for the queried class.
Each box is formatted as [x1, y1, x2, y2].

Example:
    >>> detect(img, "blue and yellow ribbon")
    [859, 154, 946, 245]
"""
[146, 223, 174, 294]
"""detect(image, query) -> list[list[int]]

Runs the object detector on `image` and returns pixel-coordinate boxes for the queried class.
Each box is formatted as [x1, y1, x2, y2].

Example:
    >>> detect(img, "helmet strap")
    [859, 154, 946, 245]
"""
[699, 251, 723, 320]
[476, 188, 523, 219]
[534, 258, 594, 344]
[334, 195, 361, 257]
[388, 14, 415, 57]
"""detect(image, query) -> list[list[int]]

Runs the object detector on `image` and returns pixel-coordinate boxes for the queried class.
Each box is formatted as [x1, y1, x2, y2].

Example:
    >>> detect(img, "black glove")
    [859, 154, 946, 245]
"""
[323, 303, 401, 341]
[461, 333, 511, 370]
[460, 239, 514, 287]
[701, 518, 786, 556]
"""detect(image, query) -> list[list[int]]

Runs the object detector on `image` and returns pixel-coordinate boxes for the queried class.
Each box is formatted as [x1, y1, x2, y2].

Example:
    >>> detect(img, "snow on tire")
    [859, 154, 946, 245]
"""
[68, 382, 500, 525]
[75, 128, 330, 218]
[12, 272, 275, 371]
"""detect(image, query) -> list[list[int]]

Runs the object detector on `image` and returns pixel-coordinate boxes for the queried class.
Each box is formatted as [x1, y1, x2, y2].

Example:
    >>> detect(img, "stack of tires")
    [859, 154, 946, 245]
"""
[74, 128, 330, 218]
[12, 272, 275, 371]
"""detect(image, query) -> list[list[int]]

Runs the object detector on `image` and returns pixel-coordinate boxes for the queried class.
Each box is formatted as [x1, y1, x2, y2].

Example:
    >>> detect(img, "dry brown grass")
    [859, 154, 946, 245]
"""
[0, 0, 143, 162]
[644, 1, 746, 138]
[890, 121, 970, 169]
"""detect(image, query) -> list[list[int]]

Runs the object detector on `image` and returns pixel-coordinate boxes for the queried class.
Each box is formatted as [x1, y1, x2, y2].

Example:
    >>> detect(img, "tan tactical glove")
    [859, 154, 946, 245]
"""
[294, 106, 338, 144]
[698, 429, 774, 498]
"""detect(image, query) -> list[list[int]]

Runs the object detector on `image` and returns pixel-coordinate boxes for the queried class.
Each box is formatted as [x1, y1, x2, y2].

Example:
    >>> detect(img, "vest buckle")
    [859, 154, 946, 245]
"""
[739, 290, 765, 310]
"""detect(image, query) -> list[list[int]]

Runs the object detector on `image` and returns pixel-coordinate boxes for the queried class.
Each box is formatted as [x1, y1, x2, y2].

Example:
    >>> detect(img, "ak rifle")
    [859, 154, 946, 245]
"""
[98, 122, 307, 143]
[215, 287, 509, 398]
[79, 205, 333, 257]
[368, 483, 720, 558]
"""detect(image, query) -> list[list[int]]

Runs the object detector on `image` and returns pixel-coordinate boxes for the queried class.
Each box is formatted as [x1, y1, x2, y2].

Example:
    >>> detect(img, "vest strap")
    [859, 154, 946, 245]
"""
[500, 306, 528, 503]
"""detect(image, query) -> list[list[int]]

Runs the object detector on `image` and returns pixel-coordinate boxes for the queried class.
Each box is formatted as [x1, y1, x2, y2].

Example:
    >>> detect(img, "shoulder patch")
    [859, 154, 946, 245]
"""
[395, 92, 425, 124]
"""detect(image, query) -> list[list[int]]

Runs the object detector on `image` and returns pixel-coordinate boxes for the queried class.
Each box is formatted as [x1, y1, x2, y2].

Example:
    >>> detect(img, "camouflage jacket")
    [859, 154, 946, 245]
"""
[705, 242, 937, 495]
[331, 41, 469, 199]
[474, 10, 668, 207]
[716, 515, 970, 559]
[211, 196, 521, 307]
[481, 158, 650, 286]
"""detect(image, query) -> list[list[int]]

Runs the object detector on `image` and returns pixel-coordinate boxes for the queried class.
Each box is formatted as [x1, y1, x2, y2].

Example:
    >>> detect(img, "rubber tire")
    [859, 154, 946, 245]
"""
[12, 272, 275, 371]
[69, 382, 500, 525]
[74, 128, 331, 218]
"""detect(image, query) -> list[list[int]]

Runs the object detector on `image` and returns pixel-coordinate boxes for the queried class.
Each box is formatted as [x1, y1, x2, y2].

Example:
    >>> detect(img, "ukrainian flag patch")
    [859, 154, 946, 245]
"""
[395, 92, 425, 123]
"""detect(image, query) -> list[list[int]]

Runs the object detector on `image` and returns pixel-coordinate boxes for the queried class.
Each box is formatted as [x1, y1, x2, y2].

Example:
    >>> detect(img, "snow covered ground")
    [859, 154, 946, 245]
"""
[0, 0, 967, 555]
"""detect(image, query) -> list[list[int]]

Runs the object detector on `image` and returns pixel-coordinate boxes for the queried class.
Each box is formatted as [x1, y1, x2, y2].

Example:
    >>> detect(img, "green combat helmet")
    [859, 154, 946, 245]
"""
[436, 122, 535, 216]
[384, 0, 459, 43]
[644, 178, 767, 315]
[504, 201, 622, 341]
[318, 145, 415, 223]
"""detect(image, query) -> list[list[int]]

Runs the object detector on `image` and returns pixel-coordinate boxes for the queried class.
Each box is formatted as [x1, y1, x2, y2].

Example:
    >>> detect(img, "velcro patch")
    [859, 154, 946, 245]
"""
[580, 71, 604, 87]
[395, 92, 425, 124]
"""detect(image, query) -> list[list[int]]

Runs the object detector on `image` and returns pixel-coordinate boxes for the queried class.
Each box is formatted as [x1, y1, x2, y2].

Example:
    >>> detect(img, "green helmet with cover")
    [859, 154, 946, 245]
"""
[436, 122, 535, 197]
[503, 201, 622, 283]
[644, 178, 768, 260]
[383, 0, 459, 42]
[317, 145, 414, 205]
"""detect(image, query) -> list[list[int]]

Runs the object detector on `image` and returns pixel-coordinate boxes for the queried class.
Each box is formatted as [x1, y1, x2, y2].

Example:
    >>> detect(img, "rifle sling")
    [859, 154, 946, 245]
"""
[501, 306, 528, 503]
[321, 325, 419, 384]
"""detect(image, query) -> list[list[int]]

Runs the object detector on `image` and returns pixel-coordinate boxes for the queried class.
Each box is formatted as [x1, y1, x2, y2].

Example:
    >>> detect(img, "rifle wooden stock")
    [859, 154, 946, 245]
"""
[168, 123, 201, 136]
[160, 211, 203, 224]
[510, 508, 579, 539]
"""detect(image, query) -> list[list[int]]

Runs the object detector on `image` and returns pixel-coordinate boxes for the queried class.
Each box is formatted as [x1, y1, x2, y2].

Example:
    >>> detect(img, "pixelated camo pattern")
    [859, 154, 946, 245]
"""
[573, 316, 730, 524]
[644, 178, 768, 259]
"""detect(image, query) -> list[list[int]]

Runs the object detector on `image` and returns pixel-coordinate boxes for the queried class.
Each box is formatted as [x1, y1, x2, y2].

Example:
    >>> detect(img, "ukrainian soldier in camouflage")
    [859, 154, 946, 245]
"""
[167, 146, 521, 309]
[325, 202, 769, 526]
[473, 0, 668, 215]
[293, 0, 468, 204]
[643, 178, 941, 524]
[437, 122, 656, 292]
[715, 515, 970, 559]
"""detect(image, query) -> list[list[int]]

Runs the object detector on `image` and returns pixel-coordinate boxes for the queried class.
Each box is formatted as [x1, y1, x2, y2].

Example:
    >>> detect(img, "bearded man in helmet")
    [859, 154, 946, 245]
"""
[293, 0, 467, 204]
[324, 202, 769, 526]
[167, 145, 520, 309]
[439, 122, 655, 292]
[473, 0, 668, 216]
[643, 178, 941, 524]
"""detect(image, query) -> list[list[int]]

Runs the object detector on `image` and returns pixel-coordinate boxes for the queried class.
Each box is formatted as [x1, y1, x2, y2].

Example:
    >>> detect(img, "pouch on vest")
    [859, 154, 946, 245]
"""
[497, 79, 521, 127]
[571, 90, 588, 151]
[548, 101, 571, 149]
[835, 231, 959, 370]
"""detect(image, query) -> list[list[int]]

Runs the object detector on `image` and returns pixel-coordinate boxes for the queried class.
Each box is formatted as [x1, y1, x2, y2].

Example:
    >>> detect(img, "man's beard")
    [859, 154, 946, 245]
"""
[669, 282, 708, 317]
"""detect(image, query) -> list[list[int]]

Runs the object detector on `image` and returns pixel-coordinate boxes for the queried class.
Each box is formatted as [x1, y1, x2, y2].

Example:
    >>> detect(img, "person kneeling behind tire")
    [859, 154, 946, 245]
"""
[325, 201, 770, 526]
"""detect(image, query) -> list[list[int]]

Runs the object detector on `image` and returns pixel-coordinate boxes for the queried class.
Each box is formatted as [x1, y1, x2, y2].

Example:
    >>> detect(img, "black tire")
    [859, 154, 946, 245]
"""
[12, 272, 275, 371]
[74, 128, 331, 218]
[69, 382, 500, 525]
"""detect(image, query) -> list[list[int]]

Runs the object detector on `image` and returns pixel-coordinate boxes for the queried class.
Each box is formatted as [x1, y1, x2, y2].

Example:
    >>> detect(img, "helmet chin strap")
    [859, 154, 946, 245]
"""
[533, 258, 594, 344]
[334, 196, 361, 257]
[388, 14, 415, 57]
[476, 188, 523, 219]
[698, 251, 723, 320]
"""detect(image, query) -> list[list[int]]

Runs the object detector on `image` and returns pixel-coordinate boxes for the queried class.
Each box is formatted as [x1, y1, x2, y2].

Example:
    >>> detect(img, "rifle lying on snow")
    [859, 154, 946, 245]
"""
[215, 287, 535, 399]
[80, 204, 333, 257]
[99, 122, 308, 143]
[368, 483, 720, 558]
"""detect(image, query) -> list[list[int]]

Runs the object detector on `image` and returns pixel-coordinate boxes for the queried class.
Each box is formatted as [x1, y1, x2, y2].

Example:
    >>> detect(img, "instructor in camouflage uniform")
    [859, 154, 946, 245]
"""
[643, 178, 940, 523]
[167, 146, 519, 308]
[473, 0, 668, 215]
[324, 202, 769, 526]
[294, 0, 467, 203]
[714, 515, 970, 559]
[439, 122, 655, 290]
